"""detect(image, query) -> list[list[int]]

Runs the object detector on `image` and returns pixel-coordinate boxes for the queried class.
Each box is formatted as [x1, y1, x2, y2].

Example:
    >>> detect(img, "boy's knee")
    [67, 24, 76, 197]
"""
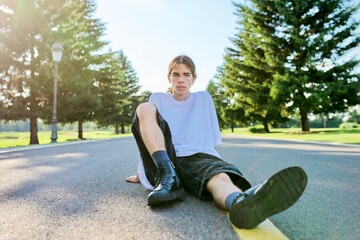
[207, 173, 232, 188]
[136, 102, 157, 119]
[211, 173, 232, 183]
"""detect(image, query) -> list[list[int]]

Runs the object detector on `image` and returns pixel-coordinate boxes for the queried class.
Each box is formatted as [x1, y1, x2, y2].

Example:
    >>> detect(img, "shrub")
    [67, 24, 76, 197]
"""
[339, 122, 359, 129]
[248, 125, 265, 133]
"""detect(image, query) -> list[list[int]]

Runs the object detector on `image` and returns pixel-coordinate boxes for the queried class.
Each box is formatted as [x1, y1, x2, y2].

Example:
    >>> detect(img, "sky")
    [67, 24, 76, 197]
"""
[93, 0, 238, 93]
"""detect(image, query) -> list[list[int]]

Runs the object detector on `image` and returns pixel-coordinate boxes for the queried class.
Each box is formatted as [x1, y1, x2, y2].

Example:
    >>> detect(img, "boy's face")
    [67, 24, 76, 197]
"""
[168, 63, 196, 100]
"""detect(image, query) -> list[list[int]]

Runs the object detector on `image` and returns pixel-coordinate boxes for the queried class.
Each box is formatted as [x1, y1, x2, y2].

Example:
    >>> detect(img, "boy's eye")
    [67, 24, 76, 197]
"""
[171, 72, 191, 78]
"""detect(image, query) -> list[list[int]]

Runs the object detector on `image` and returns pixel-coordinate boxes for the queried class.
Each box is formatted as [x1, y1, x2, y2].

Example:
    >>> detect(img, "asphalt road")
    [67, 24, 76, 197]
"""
[0, 136, 359, 240]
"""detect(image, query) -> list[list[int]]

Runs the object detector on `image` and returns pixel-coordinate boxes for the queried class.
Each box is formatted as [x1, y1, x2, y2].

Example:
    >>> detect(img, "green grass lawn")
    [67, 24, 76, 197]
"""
[221, 127, 360, 145]
[0, 131, 131, 149]
[0, 128, 359, 149]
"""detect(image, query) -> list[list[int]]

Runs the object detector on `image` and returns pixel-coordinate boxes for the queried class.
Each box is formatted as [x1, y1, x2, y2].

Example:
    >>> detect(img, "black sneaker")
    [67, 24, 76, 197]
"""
[229, 166, 308, 229]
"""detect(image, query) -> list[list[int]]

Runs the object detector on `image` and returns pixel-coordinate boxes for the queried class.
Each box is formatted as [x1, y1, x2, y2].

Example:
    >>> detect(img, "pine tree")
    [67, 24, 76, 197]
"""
[96, 50, 140, 134]
[260, 0, 360, 131]
[0, 0, 62, 144]
[220, 0, 360, 132]
[0, 0, 111, 142]
[213, 66, 249, 131]
[41, 0, 109, 139]
[218, 1, 288, 132]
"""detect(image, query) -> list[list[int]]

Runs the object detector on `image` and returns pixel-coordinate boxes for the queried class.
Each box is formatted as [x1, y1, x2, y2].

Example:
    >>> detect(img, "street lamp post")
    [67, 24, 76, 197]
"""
[50, 42, 63, 143]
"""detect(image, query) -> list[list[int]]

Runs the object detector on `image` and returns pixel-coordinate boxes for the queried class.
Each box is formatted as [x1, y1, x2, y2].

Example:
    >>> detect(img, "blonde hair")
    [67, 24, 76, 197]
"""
[167, 55, 197, 93]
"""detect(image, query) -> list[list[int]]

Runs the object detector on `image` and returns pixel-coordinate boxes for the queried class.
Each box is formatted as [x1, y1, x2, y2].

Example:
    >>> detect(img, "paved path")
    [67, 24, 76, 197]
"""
[0, 136, 359, 239]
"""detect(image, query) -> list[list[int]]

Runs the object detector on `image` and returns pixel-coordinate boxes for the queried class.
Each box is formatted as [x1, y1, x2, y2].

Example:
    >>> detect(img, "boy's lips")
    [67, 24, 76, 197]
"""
[176, 86, 186, 89]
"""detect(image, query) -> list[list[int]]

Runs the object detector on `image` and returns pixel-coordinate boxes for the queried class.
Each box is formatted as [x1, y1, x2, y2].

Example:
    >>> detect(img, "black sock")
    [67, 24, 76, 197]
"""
[151, 150, 171, 166]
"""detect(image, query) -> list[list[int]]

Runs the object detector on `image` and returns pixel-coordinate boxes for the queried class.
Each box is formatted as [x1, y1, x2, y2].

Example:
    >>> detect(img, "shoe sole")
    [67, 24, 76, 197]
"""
[229, 166, 308, 229]
[147, 188, 187, 206]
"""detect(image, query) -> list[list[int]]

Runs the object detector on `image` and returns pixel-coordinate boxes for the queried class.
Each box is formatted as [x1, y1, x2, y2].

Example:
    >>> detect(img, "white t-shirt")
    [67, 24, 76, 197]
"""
[149, 91, 222, 158]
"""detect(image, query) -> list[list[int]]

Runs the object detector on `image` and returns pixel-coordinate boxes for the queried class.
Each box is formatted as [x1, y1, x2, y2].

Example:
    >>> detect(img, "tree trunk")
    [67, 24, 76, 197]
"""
[115, 124, 120, 134]
[29, 35, 39, 145]
[231, 122, 234, 133]
[29, 113, 39, 145]
[263, 119, 270, 133]
[299, 109, 310, 132]
[121, 122, 125, 134]
[322, 114, 327, 128]
[78, 120, 84, 139]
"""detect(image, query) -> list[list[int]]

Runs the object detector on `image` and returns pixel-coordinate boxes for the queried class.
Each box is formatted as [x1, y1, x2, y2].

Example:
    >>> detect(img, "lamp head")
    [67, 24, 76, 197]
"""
[51, 42, 63, 63]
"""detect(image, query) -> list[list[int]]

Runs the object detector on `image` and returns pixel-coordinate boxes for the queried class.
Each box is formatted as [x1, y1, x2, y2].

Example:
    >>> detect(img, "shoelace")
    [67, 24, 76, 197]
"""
[231, 192, 249, 207]
[230, 183, 263, 207]
[154, 164, 167, 187]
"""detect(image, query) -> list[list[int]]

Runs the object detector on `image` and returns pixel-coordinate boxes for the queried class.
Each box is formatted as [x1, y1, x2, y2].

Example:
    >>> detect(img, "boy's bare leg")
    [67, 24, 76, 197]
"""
[206, 173, 241, 210]
[136, 102, 166, 154]
[135, 102, 185, 206]
[126, 103, 162, 183]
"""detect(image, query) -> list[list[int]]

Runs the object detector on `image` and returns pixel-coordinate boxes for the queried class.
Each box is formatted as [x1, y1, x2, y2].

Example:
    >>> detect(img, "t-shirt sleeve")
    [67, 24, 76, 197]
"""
[148, 93, 156, 104]
[205, 92, 222, 145]
[148, 92, 163, 107]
